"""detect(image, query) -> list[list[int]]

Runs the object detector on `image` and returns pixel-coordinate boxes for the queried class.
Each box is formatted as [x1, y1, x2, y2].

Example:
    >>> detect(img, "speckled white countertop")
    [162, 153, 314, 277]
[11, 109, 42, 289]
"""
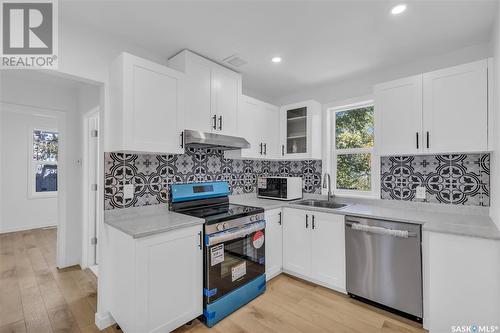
[105, 205, 204, 238]
[229, 194, 500, 240]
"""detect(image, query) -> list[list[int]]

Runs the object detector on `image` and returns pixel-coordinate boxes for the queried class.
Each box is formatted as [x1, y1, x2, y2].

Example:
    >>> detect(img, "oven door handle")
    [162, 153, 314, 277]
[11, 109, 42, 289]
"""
[207, 220, 265, 246]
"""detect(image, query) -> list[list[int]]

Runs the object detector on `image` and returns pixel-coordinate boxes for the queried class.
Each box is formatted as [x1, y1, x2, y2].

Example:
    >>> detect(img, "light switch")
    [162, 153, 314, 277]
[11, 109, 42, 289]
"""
[416, 186, 426, 200]
[124, 184, 134, 199]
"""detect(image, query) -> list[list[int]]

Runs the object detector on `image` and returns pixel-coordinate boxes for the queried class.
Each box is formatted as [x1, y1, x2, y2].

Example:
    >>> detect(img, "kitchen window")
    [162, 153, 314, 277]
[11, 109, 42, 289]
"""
[29, 129, 59, 198]
[331, 102, 377, 196]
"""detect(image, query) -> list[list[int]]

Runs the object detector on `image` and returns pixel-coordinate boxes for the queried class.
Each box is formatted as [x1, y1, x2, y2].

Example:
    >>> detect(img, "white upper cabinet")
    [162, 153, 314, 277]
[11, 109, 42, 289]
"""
[212, 66, 240, 136]
[169, 50, 241, 136]
[280, 100, 322, 160]
[423, 60, 488, 154]
[374, 75, 423, 155]
[109, 53, 185, 154]
[375, 59, 489, 155]
[224, 95, 280, 160]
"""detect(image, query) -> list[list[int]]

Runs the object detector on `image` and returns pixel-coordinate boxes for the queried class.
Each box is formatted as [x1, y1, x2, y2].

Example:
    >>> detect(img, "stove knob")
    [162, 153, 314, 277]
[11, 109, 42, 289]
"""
[250, 215, 255, 222]
[223, 222, 229, 230]
[216, 224, 224, 231]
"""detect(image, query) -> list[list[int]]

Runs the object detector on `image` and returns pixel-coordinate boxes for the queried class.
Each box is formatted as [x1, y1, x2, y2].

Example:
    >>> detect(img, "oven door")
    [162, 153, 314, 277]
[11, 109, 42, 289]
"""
[258, 178, 286, 199]
[204, 220, 266, 304]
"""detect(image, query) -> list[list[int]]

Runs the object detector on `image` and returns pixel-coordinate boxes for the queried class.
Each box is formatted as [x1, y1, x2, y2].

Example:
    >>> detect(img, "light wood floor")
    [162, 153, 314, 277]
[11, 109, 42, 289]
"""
[1, 228, 427, 333]
[0, 228, 119, 333]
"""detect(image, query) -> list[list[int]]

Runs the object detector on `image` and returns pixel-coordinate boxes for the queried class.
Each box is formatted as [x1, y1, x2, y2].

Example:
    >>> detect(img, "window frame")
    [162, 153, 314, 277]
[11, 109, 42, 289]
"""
[329, 100, 379, 198]
[28, 127, 59, 199]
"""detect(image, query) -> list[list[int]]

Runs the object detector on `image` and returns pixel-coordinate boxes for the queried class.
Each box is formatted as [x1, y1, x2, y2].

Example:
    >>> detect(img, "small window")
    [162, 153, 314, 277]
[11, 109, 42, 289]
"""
[29, 130, 59, 198]
[332, 104, 375, 194]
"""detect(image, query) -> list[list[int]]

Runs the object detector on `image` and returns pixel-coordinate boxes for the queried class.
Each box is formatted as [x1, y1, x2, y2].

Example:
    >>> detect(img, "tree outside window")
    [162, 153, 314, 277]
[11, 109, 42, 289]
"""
[333, 105, 374, 193]
[30, 130, 59, 197]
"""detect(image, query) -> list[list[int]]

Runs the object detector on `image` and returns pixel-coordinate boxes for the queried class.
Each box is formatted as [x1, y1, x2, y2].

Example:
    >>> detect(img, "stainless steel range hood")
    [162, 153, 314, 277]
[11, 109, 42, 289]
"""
[183, 129, 250, 150]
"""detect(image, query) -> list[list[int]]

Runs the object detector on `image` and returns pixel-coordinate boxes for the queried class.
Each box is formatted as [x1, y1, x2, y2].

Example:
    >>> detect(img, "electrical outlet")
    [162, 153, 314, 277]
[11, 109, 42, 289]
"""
[416, 186, 426, 200]
[123, 184, 134, 199]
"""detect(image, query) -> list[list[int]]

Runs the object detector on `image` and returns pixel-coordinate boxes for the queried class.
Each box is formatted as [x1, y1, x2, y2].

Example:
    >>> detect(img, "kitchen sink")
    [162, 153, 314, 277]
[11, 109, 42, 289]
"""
[292, 199, 350, 210]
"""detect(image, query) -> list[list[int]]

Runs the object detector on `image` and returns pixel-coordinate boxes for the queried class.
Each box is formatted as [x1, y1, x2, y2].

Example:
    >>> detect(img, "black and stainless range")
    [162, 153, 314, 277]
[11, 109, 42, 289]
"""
[170, 181, 266, 327]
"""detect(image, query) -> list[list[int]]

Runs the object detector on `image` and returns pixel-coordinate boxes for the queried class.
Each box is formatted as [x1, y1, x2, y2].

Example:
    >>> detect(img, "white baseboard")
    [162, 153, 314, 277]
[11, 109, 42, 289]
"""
[0, 223, 57, 234]
[95, 311, 115, 330]
[266, 269, 282, 281]
[282, 269, 347, 295]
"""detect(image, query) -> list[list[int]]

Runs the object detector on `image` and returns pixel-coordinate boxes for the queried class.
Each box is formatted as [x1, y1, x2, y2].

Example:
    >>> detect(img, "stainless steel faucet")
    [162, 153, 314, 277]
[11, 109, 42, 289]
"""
[322, 173, 334, 201]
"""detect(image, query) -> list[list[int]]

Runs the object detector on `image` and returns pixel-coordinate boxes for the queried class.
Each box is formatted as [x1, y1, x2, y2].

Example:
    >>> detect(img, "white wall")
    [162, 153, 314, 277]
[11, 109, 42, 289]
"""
[0, 72, 101, 268]
[53, 20, 168, 326]
[275, 43, 493, 105]
[490, 5, 500, 230]
[0, 110, 59, 233]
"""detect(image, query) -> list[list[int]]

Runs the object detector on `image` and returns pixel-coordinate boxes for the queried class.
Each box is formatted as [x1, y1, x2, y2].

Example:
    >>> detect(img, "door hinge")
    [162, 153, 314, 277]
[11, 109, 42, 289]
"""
[91, 237, 97, 245]
[91, 184, 98, 191]
[90, 129, 98, 138]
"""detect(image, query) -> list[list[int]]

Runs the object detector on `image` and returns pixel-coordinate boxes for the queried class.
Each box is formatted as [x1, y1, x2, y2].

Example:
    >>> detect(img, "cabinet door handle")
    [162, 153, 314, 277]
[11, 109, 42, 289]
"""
[264, 143, 267, 155]
[218, 116, 223, 131]
[212, 115, 217, 130]
[426, 131, 430, 149]
[180, 131, 184, 148]
[278, 212, 282, 225]
[260, 143, 263, 155]
[198, 231, 202, 250]
[312, 215, 315, 230]
[416, 132, 419, 150]
[305, 215, 309, 229]
[281, 145, 285, 156]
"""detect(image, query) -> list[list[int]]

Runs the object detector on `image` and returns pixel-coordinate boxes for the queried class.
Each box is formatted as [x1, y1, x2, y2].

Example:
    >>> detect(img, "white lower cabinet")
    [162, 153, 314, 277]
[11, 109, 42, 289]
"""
[265, 209, 283, 280]
[283, 209, 311, 277]
[310, 211, 346, 290]
[282, 208, 346, 292]
[423, 231, 500, 332]
[108, 225, 203, 333]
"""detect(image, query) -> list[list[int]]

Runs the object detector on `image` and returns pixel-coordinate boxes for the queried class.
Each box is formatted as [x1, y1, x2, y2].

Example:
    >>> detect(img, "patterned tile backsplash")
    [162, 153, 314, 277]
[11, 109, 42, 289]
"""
[381, 154, 490, 206]
[105, 147, 322, 210]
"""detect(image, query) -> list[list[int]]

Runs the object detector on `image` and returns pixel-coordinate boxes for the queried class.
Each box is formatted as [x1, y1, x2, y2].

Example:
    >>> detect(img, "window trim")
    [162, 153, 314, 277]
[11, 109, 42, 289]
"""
[28, 127, 59, 199]
[329, 100, 379, 198]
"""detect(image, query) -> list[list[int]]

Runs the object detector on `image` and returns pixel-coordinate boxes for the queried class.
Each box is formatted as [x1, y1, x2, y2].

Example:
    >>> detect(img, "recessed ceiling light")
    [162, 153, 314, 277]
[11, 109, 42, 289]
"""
[271, 57, 282, 63]
[391, 4, 407, 15]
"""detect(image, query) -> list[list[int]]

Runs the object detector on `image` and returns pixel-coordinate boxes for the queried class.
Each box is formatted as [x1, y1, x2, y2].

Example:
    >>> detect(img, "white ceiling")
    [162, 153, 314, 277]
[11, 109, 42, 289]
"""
[60, 0, 497, 102]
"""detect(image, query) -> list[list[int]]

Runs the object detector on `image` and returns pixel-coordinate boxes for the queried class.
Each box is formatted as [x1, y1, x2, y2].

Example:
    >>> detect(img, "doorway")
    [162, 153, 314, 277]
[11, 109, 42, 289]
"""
[1, 70, 103, 271]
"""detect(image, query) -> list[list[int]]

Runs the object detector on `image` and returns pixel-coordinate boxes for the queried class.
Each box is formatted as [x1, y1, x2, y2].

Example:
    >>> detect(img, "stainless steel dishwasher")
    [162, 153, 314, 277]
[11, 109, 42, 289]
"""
[345, 216, 423, 322]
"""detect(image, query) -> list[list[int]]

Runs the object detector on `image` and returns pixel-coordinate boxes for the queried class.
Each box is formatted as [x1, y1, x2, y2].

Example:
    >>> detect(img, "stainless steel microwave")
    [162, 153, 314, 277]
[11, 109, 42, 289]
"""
[257, 177, 302, 201]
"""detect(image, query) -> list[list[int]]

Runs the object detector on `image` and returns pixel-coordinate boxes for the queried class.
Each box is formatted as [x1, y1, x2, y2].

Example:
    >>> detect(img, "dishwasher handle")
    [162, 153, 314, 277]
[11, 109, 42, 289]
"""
[346, 221, 418, 238]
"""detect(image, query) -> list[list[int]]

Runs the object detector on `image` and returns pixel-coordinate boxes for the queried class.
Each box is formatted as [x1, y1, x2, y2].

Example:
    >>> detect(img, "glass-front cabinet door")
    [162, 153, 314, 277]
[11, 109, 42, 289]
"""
[280, 100, 322, 159]
[286, 107, 308, 154]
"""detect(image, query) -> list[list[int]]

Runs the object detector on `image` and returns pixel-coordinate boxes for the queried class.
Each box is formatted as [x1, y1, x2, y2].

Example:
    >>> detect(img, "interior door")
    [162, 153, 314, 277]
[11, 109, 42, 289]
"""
[282, 208, 311, 276]
[265, 209, 282, 280]
[212, 67, 239, 136]
[423, 60, 487, 153]
[374, 75, 423, 155]
[311, 212, 345, 290]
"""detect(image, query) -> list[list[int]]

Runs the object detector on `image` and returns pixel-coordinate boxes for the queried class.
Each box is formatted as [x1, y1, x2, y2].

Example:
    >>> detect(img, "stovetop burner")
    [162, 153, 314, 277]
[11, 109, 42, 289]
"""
[180, 203, 264, 224]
